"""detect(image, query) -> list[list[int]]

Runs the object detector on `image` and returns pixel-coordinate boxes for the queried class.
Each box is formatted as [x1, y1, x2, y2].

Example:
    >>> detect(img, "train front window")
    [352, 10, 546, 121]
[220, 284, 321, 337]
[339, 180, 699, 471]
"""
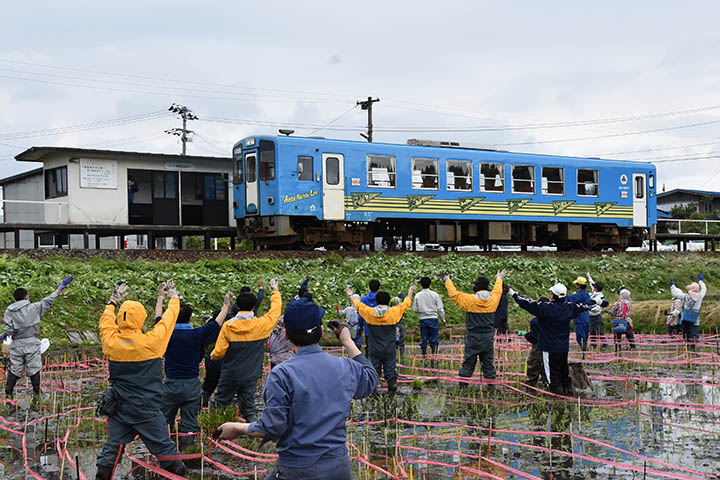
[233, 146, 243, 184]
[480, 162, 503, 192]
[367, 155, 396, 188]
[259, 140, 275, 180]
[245, 154, 256, 183]
[447, 160, 472, 191]
[542, 167, 564, 195]
[512, 165, 535, 194]
[577, 169, 598, 197]
[411, 158, 438, 190]
[298, 156, 313, 181]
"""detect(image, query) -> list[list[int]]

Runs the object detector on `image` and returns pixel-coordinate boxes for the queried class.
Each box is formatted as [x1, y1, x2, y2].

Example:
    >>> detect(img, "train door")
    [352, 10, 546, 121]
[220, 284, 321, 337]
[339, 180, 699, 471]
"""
[632, 173, 647, 227]
[322, 153, 344, 220]
[245, 152, 258, 214]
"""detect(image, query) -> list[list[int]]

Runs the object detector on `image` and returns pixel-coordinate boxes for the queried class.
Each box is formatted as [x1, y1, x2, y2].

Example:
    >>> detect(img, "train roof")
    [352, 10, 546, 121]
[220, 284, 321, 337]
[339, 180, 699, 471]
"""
[237, 135, 655, 169]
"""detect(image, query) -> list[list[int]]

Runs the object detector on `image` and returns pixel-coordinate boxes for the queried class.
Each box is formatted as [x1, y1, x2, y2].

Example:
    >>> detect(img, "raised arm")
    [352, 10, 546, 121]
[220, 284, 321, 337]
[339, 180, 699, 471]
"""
[210, 326, 230, 360]
[99, 283, 127, 345]
[214, 291, 234, 327]
[444, 279, 479, 311]
[145, 281, 180, 353]
[511, 293, 544, 317]
[153, 282, 166, 321]
[255, 281, 282, 336]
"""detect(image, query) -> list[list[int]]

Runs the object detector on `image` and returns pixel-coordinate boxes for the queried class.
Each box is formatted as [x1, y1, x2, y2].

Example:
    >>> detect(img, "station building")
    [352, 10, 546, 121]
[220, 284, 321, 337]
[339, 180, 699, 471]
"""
[0, 147, 235, 249]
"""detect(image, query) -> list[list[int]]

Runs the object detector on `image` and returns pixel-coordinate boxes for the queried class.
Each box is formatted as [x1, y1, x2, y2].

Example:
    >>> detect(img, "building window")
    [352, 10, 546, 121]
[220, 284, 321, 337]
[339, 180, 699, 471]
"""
[45, 166, 68, 199]
[447, 160, 472, 191]
[577, 169, 598, 197]
[541, 167, 564, 195]
[326, 156, 340, 185]
[367, 155, 396, 188]
[152, 172, 177, 199]
[298, 156, 314, 181]
[259, 140, 275, 180]
[480, 162, 504, 192]
[511, 165, 535, 194]
[412, 158, 438, 190]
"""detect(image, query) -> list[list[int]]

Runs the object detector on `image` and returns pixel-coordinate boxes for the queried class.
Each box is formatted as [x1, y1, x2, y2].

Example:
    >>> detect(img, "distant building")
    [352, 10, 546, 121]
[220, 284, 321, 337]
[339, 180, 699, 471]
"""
[0, 147, 233, 249]
[657, 188, 720, 216]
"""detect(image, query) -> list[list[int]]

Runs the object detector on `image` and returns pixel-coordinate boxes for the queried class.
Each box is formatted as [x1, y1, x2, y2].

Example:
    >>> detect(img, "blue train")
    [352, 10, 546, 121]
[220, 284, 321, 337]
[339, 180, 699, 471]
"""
[232, 135, 656, 250]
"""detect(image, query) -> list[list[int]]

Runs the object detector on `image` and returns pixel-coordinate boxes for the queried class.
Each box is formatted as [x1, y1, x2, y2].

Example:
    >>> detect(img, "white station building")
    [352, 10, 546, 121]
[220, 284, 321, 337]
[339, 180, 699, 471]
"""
[0, 147, 235, 249]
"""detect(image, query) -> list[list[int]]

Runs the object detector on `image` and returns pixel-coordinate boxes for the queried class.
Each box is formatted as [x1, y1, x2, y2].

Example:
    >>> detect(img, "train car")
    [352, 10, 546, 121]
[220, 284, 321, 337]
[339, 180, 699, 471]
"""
[232, 135, 656, 250]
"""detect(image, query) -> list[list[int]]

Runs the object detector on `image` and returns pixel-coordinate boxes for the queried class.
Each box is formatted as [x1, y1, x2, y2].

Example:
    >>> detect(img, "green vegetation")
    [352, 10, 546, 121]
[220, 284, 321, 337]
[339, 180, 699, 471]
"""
[0, 252, 718, 349]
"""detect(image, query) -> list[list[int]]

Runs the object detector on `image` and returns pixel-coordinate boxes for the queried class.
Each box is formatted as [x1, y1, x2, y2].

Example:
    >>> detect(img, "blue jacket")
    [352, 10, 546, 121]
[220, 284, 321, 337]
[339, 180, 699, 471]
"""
[524, 317, 539, 344]
[248, 345, 378, 468]
[359, 291, 378, 336]
[567, 289, 591, 325]
[512, 294, 591, 352]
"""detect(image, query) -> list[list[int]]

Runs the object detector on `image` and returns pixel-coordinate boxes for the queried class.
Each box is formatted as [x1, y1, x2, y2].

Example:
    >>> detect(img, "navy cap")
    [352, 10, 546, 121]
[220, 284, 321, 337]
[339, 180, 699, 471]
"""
[283, 297, 325, 333]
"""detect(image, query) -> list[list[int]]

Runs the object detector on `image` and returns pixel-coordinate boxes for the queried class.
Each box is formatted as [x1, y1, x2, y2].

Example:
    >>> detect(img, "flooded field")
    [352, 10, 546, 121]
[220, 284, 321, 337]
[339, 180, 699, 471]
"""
[1, 334, 719, 479]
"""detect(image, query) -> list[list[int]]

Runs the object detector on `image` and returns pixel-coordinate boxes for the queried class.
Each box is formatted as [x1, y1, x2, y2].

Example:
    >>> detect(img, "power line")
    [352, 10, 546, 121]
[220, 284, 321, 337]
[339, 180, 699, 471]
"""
[0, 111, 170, 140]
[590, 140, 720, 157]
[306, 104, 360, 136]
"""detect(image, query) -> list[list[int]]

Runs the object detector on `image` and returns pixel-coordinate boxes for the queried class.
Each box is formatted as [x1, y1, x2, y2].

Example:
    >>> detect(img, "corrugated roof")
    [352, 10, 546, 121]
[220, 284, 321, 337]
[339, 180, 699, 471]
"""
[657, 188, 720, 199]
[0, 167, 43, 185]
[15, 146, 230, 163]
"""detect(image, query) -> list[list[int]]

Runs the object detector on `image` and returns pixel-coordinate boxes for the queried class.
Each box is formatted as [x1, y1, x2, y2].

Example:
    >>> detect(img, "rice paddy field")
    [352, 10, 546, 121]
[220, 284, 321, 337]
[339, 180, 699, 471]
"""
[1, 331, 718, 480]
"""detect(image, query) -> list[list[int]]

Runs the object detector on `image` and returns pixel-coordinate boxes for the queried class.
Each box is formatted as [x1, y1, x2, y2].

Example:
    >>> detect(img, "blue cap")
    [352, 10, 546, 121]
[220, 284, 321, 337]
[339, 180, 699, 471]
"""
[283, 297, 325, 333]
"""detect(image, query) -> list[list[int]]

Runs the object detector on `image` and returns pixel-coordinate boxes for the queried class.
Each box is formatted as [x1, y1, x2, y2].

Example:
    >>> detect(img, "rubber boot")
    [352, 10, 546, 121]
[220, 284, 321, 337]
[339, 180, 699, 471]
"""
[162, 460, 187, 476]
[421, 346, 427, 357]
[387, 379, 397, 395]
[95, 465, 114, 480]
[30, 372, 41, 407]
[201, 391, 211, 409]
[430, 345, 438, 368]
[179, 434, 195, 451]
[5, 372, 19, 399]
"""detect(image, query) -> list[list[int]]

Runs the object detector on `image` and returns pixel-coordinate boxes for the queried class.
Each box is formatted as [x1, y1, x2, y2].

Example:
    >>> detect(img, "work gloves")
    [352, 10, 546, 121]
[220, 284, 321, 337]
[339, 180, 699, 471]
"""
[699, 273, 704, 281]
[670, 280, 675, 286]
[508, 288, 517, 297]
[157, 282, 167, 298]
[224, 291, 234, 306]
[441, 273, 450, 282]
[165, 280, 178, 299]
[58, 275, 73, 292]
[497, 269, 507, 280]
[327, 320, 348, 339]
[110, 283, 128, 304]
[269, 278, 279, 292]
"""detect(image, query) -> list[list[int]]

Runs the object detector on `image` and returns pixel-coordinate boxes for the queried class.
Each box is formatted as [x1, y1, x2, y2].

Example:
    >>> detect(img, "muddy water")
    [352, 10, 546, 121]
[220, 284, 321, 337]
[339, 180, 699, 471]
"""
[1, 339, 719, 479]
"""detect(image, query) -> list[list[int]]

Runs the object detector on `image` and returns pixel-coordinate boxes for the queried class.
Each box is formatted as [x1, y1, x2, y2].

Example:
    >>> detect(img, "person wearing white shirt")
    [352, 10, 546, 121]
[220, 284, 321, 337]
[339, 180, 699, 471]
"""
[411, 277, 445, 358]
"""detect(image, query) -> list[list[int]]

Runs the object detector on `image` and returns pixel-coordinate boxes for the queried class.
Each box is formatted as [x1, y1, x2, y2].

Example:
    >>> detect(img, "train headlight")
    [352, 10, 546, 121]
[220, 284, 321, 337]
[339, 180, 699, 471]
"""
[245, 138, 256, 147]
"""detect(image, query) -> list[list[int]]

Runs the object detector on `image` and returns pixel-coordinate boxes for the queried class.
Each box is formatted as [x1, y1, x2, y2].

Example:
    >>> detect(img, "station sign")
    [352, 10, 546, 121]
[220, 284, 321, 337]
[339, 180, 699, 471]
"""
[80, 158, 118, 189]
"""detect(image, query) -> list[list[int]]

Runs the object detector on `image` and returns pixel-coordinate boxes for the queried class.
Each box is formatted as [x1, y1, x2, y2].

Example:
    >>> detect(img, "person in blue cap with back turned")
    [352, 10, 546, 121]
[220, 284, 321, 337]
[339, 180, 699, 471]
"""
[567, 276, 592, 351]
[216, 296, 378, 480]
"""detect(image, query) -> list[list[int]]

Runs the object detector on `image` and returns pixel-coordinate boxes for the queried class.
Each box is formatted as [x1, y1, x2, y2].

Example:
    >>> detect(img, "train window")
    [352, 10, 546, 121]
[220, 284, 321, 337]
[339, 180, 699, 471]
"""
[367, 155, 396, 188]
[259, 140, 275, 180]
[480, 162, 504, 192]
[233, 146, 243, 184]
[635, 176, 644, 199]
[245, 154, 257, 183]
[511, 165, 535, 194]
[298, 156, 313, 181]
[577, 169, 598, 197]
[326, 157, 340, 185]
[541, 167, 564, 195]
[411, 158, 438, 190]
[447, 160, 473, 191]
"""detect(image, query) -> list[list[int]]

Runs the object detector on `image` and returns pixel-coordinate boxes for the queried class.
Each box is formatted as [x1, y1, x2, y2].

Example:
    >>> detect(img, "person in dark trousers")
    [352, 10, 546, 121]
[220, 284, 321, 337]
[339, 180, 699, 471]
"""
[444, 270, 506, 381]
[411, 277, 445, 358]
[509, 283, 592, 396]
[216, 297, 378, 480]
[671, 274, 707, 347]
[158, 286, 232, 449]
[2, 275, 73, 401]
[350, 284, 415, 394]
[211, 279, 282, 422]
[586, 272, 608, 349]
[524, 297, 549, 387]
[95, 281, 186, 479]
[204, 281, 264, 407]
[494, 284, 510, 336]
[359, 279, 380, 354]
[568, 276, 592, 351]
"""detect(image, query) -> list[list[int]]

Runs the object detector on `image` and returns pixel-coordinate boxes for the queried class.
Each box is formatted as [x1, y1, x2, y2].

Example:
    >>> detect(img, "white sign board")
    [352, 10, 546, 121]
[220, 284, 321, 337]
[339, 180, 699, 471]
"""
[165, 161, 195, 171]
[80, 159, 117, 189]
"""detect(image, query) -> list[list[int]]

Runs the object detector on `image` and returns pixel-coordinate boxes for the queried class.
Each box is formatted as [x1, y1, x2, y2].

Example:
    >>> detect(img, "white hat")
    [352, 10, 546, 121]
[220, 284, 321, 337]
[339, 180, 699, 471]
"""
[549, 283, 567, 298]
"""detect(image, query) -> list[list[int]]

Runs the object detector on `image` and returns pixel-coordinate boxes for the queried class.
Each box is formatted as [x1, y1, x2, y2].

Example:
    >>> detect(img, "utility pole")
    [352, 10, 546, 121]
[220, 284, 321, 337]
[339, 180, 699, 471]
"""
[165, 103, 198, 155]
[357, 97, 380, 142]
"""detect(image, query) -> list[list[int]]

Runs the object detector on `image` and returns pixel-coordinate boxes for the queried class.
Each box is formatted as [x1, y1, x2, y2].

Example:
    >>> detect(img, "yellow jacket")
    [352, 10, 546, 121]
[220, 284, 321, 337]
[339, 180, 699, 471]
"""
[99, 297, 180, 362]
[211, 290, 282, 360]
[352, 296, 412, 326]
[445, 278, 503, 313]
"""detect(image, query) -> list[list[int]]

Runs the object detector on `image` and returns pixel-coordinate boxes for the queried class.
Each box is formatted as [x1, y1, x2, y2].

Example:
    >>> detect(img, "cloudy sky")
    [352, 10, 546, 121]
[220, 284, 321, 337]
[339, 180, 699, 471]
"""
[1, 1, 720, 192]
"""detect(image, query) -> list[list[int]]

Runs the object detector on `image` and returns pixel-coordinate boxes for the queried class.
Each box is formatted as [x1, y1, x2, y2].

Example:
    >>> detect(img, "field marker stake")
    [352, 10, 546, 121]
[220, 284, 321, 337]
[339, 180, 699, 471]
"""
[487, 417, 492, 458]
[577, 396, 581, 433]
